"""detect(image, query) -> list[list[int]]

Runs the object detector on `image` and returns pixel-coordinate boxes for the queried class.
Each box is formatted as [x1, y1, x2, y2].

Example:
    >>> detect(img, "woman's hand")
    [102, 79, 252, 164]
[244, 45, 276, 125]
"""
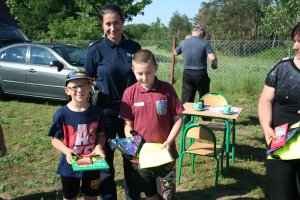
[263, 126, 276, 145]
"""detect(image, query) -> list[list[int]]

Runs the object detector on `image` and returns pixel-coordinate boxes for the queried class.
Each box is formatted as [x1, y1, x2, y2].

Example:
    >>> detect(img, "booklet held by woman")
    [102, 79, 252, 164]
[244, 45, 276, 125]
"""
[270, 123, 288, 151]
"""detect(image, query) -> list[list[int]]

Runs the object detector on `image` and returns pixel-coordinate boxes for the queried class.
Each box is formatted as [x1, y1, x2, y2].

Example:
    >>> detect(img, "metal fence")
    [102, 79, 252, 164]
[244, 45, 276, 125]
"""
[51, 38, 293, 96]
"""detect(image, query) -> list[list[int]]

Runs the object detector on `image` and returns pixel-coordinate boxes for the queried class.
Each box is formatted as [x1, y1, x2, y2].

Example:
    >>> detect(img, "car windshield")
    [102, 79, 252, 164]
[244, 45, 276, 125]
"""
[53, 46, 86, 66]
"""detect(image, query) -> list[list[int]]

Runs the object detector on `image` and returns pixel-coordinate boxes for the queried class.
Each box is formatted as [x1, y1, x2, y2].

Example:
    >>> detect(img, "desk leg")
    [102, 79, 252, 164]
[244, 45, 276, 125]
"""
[225, 119, 230, 175]
[232, 119, 236, 162]
[179, 115, 187, 155]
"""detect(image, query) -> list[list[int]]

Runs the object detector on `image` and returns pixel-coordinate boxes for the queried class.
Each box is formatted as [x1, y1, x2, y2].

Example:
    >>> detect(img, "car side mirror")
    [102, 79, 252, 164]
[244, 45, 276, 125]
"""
[50, 60, 64, 71]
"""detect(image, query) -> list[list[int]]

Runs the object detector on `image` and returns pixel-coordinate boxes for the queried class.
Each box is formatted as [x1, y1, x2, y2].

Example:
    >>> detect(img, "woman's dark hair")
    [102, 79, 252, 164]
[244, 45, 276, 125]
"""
[291, 22, 300, 39]
[98, 4, 125, 25]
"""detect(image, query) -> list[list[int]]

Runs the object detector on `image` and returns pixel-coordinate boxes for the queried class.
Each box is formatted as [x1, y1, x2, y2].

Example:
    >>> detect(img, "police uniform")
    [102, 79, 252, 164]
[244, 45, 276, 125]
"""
[85, 35, 141, 200]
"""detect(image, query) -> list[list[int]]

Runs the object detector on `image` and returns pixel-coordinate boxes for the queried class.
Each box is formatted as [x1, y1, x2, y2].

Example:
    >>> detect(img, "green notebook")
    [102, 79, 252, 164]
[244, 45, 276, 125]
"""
[71, 155, 109, 171]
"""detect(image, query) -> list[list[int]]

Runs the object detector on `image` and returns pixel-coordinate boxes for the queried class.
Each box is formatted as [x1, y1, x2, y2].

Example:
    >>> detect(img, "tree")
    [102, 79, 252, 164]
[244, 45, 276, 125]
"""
[196, 0, 271, 40]
[123, 23, 151, 40]
[260, 0, 300, 39]
[169, 11, 192, 40]
[7, 0, 79, 39]
[7, 0, 152, 40]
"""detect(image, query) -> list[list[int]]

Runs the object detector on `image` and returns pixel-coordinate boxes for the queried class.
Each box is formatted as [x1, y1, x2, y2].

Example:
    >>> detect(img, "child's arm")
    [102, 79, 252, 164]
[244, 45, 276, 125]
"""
[51, 137, 77, 164]
[124, 120, 134, 137]
[89, 132, 106, 159]
[162, 114, 183, 150]
[0, 124, 7, 157]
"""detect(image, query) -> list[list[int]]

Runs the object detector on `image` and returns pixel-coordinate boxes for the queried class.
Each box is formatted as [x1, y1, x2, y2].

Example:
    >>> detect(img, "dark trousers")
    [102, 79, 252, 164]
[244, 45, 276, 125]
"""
[266, 159, 300, 200]
[99, 114, 140, 200]
[182, 69, 210, 103]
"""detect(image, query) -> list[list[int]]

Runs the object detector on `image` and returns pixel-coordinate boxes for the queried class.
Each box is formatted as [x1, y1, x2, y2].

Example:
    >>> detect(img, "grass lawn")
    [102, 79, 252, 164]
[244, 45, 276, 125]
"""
[0, 89, 267, 200]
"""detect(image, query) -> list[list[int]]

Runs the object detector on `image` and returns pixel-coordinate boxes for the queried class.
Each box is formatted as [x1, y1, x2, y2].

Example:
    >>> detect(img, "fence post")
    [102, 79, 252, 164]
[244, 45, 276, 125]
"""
[170, 37, 176, 85]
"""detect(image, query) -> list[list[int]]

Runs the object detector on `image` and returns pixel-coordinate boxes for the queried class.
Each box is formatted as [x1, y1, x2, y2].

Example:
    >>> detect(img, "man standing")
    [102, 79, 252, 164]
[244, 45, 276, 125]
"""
[174, 24, 218, 103]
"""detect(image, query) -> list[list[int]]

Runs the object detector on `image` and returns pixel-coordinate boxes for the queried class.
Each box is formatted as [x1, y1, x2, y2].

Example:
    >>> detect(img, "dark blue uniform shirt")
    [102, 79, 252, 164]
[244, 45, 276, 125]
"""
[85, 35, 141, 104]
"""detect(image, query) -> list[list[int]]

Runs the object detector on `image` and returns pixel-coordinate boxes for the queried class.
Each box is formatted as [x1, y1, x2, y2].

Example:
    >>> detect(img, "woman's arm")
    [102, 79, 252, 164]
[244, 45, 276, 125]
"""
[258, 85, 276, 145]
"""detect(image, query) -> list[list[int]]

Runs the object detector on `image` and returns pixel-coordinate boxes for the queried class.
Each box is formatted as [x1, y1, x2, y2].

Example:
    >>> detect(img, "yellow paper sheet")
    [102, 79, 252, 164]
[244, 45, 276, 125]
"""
[139, 143, 174, 169]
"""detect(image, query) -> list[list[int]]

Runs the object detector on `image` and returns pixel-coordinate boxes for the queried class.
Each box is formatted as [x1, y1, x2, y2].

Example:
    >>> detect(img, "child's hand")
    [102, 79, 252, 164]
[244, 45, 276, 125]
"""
[162, 141, 171, 150]
[89, 145, 106, 159]
[65, 149, 77, 164]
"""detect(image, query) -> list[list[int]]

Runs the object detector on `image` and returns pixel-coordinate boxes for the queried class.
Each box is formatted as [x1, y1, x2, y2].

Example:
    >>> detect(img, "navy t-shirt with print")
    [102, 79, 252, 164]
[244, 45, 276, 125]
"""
[48, 105, 105, 178]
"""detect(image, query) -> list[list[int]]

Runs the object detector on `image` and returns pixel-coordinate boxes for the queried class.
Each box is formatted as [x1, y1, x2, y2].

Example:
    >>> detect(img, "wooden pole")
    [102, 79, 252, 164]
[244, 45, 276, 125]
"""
[170, 37, 176, 85]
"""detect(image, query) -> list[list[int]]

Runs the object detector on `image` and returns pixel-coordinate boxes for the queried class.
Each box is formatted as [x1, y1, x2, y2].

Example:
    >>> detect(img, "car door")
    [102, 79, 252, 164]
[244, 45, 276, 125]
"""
[0, 45, 28, 95]
[26, 46, 69, 100]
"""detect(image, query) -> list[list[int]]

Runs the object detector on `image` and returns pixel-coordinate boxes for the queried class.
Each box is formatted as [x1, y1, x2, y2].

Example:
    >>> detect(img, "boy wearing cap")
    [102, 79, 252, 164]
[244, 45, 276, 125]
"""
[48, 69, 106, 200]
[174, 24, 218, 103]
[120, 50, 184, 200]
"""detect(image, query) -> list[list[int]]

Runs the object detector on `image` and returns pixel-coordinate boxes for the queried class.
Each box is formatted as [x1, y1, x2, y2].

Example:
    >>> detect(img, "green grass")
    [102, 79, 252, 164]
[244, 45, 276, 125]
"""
[0, 91, 267, 200]
[0, 44, 279, 199]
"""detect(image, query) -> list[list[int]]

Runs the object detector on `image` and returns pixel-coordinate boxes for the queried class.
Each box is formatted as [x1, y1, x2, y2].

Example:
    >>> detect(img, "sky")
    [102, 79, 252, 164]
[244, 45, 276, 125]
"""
[128, 0, 206, 26]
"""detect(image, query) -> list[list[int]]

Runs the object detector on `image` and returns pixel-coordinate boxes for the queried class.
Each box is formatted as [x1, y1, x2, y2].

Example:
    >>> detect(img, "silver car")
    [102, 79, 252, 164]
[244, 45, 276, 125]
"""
[0, 43, 86, 101]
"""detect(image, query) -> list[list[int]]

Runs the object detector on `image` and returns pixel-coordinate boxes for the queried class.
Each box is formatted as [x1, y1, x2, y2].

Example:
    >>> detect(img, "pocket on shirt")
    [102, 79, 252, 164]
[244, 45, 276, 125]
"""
[156, 100, 167, 116]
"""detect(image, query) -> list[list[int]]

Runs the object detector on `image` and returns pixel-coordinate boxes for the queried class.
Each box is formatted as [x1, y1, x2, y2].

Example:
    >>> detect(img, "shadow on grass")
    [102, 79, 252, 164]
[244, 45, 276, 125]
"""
[176, 165, 268, 200]
[239, 115, 260, 126]
[12, 190, 62, 200]
[11, 180, 125, 200]
[234, 143, 266, 162]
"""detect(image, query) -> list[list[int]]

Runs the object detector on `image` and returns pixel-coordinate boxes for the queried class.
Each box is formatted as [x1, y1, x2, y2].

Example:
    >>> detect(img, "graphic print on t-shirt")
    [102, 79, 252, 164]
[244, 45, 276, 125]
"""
[63, 121, 98, 155]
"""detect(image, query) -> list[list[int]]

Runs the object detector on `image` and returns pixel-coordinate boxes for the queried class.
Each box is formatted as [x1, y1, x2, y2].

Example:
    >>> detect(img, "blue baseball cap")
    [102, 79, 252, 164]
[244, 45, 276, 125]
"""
[65, 69, 94, 86]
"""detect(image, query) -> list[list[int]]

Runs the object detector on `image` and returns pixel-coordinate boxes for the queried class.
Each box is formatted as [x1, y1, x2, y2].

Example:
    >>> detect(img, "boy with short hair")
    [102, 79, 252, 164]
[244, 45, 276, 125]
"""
[120, 49, 184, 200]
[48, 69, 106, 200]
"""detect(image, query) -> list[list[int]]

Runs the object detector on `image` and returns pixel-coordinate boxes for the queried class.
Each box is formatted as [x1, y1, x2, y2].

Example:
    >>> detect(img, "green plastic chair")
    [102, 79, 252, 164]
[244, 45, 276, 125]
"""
[177, 123, 224, 187]
[199, 92, 236, 164]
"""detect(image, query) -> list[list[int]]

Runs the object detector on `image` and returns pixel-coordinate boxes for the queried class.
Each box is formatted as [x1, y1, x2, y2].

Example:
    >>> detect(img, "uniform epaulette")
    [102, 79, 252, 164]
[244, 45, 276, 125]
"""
[87, 39, 103, 48]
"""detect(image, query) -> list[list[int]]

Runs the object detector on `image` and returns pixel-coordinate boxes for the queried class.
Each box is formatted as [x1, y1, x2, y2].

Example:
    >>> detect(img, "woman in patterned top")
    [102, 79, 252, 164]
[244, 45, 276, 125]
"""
[258, 22, 300, 200]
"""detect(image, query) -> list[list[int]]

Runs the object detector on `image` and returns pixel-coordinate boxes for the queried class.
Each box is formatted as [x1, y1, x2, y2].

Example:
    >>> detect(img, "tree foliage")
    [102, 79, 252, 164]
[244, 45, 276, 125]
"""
[7, 0, 297, 41]
[260, 0, 300, 39]
[123, 23, 151, 40]
[7, 0, 152, 40]
[196, 0, 271, 40]
[169, 11, 192, 40]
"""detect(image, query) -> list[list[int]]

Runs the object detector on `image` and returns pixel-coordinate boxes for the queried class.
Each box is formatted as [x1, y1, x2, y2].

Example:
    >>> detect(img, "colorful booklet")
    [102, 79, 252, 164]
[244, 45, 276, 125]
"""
[270, 123, 288, 151]
[71, 155, 109, 171]
[267, 121, 300, 155]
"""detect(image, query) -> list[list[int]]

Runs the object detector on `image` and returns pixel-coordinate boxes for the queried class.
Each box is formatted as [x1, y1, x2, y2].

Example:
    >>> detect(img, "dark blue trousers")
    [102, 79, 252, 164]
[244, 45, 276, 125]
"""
[99, 114, 141, 200]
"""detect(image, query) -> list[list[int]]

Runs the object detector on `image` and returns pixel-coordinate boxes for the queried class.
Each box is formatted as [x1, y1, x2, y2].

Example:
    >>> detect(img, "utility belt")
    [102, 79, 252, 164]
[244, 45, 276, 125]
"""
[90, 90, 121, 114]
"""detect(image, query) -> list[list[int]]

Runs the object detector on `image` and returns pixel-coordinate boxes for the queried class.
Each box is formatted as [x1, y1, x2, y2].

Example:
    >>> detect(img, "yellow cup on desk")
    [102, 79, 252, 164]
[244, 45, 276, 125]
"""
[193, 102, 203, 111]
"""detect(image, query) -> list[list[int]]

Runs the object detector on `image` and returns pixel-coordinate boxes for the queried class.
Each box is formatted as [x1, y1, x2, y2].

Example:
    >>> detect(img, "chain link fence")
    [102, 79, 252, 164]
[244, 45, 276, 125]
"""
[49, 38, 293, 97]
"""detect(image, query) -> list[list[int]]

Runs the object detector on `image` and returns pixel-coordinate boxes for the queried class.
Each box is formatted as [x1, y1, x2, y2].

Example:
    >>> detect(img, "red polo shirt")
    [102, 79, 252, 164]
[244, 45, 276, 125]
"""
[120, 78, 184, 158]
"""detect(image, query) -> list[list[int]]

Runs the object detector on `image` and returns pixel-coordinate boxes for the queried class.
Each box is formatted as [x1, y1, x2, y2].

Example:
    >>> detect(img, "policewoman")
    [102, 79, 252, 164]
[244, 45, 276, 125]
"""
[84, 4, 141, 200]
